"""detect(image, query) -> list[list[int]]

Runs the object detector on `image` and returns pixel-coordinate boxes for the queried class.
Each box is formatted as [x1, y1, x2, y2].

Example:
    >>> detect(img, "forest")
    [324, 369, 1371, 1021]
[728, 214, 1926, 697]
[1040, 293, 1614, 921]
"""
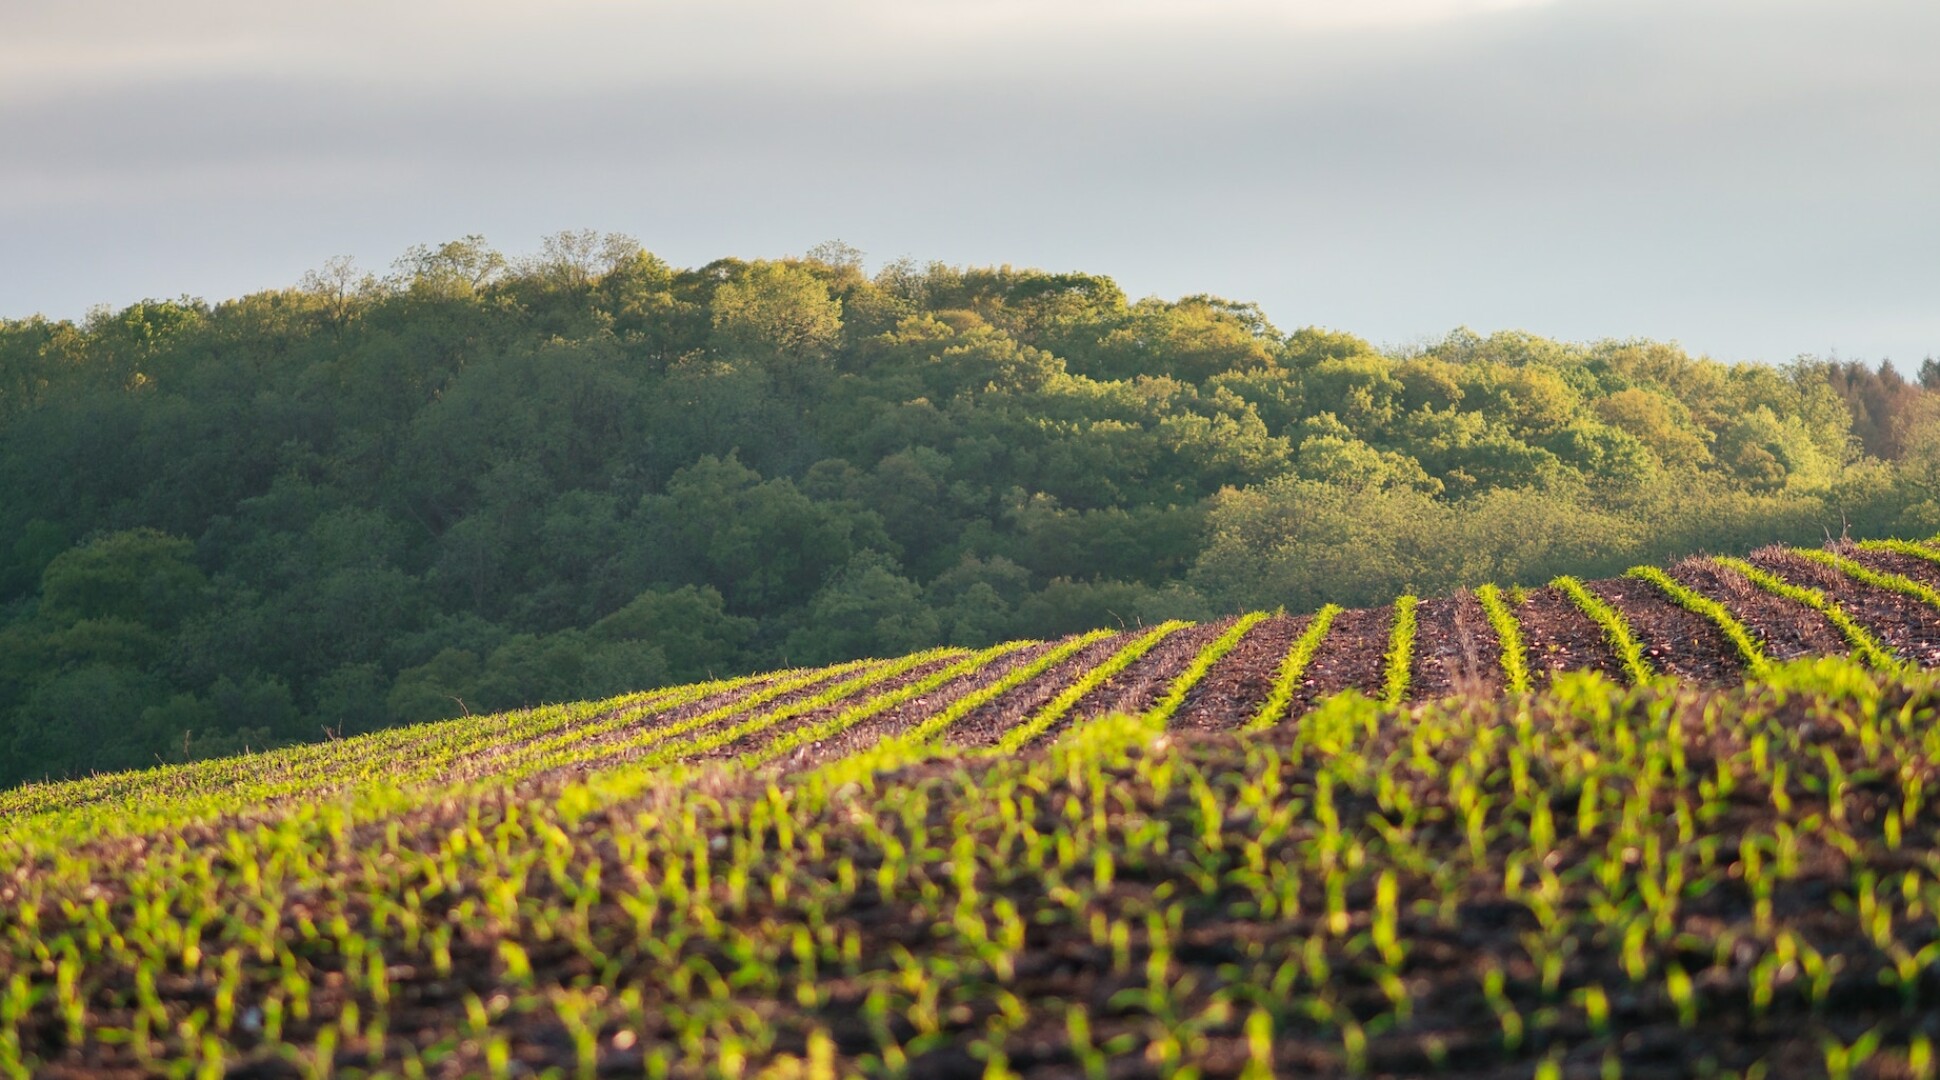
[2, 231, 1936, 783]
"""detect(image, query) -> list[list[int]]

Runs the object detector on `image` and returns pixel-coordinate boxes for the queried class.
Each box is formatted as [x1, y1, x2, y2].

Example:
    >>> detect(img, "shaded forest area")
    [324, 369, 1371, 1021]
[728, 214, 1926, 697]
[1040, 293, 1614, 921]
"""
[2, 232, 1936, 783]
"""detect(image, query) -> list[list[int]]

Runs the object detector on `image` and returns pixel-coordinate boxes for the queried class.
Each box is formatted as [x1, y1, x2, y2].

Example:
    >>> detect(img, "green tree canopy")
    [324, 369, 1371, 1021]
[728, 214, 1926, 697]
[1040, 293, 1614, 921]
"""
[0, 238, 1928, 783]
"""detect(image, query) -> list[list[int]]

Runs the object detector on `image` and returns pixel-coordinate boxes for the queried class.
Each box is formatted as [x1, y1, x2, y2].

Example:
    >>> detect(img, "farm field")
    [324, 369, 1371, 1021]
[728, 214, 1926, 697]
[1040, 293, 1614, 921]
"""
[5, 538, 1940, 1076]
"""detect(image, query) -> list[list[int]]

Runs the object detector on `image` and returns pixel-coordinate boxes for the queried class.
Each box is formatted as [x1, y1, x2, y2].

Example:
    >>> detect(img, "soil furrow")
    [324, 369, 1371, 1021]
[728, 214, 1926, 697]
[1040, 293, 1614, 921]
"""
[757, 642, 1063, 773]
[1846, 545, 1940, 593]
[1672, 557, 1846, 661]
[1589, 577, 1741, 683]
[594, 654, 970, 771]
[1411, 593, 1499, 699]
[1300, 605, 1391, 701]
[1516, 586, 1626, 685]
[440, 681, 778, 777]
[1749, 547, 1940, 668]
[1023, 619, 1234, 745]
[1172, 614, 1303, 732]
[944, 632, 1133, 749]
[485, 664, 885, 782]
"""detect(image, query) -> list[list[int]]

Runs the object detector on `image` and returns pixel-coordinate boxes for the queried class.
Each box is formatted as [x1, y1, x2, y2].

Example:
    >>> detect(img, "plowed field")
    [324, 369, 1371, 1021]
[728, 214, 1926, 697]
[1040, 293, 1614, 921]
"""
[5, 538, 1940, 1077]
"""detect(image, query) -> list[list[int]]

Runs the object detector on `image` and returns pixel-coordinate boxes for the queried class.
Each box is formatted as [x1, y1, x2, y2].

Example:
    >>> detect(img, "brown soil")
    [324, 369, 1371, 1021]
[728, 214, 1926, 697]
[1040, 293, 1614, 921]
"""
[944, 632, 1132, 749]
[1672, 557, 1846, 661]
[1516, 586, 1628, 685]
[1302, 605, 1392, 699]
[1749, 546, 1940, 668]
[1009, 620, 1234, 749]
[443, 675, 790, 777]
[640, 653, 972, 767]
[1170, 614, 1302, 732]
[1590, 577, 1741, 684]
[762, 640, 1064, 772]
[1846, 544, 1940, 591]
[27, 680, 1940, 1079]
[1412, 593, 1501, 699]
[487, 666, 886, 784]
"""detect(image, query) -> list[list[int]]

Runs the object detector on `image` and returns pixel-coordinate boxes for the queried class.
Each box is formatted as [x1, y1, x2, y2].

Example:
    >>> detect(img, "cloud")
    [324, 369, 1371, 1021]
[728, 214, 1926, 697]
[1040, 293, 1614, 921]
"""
[4, 0, 1562, 98]
[1, 0, 1936, 363]
[874, 0, 1563, 31]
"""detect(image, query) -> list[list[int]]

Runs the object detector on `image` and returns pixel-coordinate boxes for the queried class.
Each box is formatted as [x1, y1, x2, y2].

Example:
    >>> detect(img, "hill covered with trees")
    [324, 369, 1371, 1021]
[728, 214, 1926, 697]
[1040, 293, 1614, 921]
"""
[2, 232, 1936, 782]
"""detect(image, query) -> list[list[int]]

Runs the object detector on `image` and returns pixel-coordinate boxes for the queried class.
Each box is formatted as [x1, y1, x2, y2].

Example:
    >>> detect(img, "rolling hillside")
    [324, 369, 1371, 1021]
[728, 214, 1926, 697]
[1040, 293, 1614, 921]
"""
[8, 253, 1937, 788]
[4, 537, 1940, 1076]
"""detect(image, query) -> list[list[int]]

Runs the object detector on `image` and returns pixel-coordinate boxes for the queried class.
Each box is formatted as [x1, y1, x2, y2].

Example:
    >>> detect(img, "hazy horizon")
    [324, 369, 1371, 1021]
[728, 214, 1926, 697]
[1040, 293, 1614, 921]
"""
[6, 0, 1936, 365]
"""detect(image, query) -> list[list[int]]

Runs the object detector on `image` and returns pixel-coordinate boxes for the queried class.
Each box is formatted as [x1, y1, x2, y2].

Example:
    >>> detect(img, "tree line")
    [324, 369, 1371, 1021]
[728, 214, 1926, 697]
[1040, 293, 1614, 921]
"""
[1, 232, 1935, 783]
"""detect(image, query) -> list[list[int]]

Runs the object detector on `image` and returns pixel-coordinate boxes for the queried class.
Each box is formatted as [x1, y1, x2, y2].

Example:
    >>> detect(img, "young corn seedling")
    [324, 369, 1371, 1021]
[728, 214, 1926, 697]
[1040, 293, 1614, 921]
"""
[1823, 1027, 1885, 1080]
[1713, 556, 1902, 671]
[1244, 605, 1339, 732]
[1793, 546, 1940, 612]
[1382, 595, 1420, 707]
[1474, 583, 1532, 693]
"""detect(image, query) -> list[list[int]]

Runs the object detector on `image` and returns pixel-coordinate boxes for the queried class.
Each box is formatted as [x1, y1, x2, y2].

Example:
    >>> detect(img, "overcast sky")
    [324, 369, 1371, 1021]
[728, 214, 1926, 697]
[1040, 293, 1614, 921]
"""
[4, 0, 1936, 364]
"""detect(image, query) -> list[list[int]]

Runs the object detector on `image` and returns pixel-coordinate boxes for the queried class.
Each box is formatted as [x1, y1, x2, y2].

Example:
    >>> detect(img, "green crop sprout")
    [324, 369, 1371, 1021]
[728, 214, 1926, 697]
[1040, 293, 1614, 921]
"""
[1475, 583, 1533, 692]
[4, 548, 1940, 1076]
[1551, 575, 1653, 683]
[1795, 546, 1940, 612]
[1627, 564, 1772, 674]
[1383, 594, 1420, 707]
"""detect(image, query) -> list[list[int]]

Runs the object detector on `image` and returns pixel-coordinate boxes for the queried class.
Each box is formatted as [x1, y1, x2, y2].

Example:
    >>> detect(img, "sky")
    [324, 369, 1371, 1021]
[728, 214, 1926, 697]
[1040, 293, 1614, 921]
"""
[4, 0, 1936, 365]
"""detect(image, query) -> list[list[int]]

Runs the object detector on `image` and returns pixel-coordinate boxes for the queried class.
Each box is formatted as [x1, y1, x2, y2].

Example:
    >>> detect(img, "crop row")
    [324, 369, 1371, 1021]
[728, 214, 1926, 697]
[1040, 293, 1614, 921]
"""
[3, 538, 1940, 1074]
[1381, 595, 1420, 707]
[13, 539, 1940, 861]
[1626, 564, 1772, 674]
[992, 622, 1191, 755]
[1714, 556, 1903, 672]
[7, 654, 1940, 1075]
[1797, 547, 1940, 610]
[1551, 574, 1654, 684]
[1244, 605, 1340, 733]
[1474, 584, 1532, 693]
